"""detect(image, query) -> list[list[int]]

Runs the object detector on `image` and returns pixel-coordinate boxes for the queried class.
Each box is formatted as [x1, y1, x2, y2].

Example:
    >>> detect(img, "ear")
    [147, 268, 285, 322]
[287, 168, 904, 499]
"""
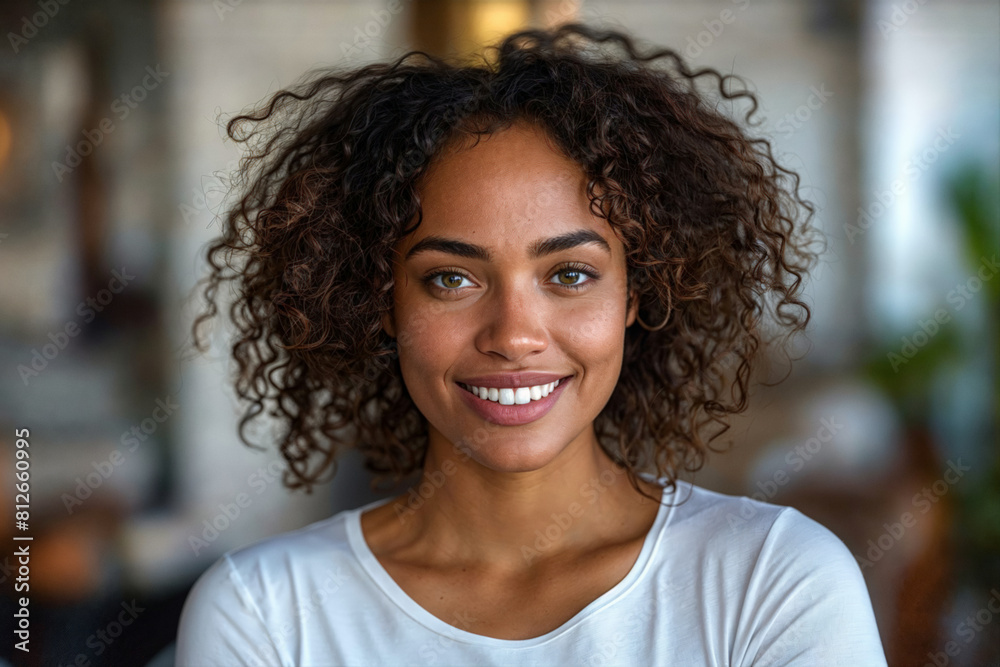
[381, 310, 396, 338]
[625, 289, 638, 327]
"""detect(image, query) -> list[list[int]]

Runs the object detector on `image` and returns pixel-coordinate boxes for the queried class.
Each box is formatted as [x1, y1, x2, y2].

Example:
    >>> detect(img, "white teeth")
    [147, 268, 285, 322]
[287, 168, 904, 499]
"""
[462, 379, 562, 405]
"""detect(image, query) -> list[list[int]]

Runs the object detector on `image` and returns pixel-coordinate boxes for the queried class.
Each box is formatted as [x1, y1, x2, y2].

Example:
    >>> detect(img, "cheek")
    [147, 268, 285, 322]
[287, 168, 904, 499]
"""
[393, 298, 460, 379]
[392, 281, 628, 369]
[392, 280, 448, 348]
[561, 298, 628, 358]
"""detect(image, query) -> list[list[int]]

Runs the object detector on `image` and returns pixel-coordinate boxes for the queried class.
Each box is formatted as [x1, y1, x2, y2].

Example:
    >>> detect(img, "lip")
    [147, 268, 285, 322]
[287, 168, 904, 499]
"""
[455, 375, 573, 426]
[454, 372, 569, 388]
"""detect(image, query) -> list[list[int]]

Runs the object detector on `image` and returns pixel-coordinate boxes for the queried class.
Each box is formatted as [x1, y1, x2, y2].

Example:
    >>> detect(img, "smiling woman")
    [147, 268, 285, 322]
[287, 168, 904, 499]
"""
[174, 23, 889, 666]
[383, 122, 640, 470]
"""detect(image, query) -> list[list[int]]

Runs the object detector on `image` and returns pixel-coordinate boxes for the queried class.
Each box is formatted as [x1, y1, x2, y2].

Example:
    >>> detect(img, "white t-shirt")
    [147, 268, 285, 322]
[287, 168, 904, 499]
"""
[175, 476, 888, 666]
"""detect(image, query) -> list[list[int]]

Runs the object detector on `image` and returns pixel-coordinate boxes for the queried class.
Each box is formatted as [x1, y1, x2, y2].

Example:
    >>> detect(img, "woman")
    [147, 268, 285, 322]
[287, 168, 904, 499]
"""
[176, 23, 888, 665]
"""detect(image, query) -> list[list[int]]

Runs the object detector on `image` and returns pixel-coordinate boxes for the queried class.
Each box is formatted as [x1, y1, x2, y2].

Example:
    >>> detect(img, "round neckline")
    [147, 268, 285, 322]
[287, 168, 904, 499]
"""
[345, 472, 677, 648]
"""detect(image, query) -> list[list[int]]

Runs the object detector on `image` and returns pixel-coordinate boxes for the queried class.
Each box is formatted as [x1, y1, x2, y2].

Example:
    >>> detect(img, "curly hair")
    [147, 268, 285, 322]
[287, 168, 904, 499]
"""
[190, 22, 819, 504]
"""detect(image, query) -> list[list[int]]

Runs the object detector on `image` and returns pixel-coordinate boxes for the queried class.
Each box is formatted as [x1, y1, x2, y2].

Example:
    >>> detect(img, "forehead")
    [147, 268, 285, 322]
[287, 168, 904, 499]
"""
[399, 122, 614, 257]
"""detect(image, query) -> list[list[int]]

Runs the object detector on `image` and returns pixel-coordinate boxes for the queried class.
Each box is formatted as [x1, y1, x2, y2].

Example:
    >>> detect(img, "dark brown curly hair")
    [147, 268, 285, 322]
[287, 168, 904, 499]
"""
[189, 22, 820, 504]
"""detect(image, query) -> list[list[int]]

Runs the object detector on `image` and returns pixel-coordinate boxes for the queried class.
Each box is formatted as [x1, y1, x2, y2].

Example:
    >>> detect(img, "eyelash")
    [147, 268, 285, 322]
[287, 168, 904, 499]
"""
[422, 262, 600, 294]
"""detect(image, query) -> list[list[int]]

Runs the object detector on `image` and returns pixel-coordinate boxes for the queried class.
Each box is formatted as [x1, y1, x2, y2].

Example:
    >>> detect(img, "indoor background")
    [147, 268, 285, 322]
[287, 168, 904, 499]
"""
[0, 0, 997, 665]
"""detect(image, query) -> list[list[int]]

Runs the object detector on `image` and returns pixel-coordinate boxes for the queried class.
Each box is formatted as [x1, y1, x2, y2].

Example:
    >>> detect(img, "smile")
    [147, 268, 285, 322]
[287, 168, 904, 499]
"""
[455, 376, 573, 426]
[457, 379, 563, 405]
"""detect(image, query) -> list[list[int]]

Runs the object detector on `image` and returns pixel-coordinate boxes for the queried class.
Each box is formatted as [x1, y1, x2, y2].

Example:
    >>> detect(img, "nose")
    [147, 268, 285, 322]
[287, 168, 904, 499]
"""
[474, 280, 549, 362]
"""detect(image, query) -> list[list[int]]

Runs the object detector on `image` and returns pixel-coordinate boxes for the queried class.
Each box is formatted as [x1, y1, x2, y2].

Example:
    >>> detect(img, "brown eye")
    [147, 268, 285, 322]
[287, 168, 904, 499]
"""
[423, 270, 473, 291]
[555, 270, 583, 286]
[548, 263, 600, 291]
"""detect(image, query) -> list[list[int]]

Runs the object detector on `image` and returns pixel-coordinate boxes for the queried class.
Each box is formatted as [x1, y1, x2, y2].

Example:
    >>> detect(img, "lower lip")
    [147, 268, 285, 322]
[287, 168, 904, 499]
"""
[455, 377, 572, 426]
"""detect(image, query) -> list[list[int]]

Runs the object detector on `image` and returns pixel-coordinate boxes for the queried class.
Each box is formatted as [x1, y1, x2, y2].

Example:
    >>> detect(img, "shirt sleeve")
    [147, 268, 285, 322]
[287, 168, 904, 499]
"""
[735, 507, 889, 667]
[175, 553, 288, 667]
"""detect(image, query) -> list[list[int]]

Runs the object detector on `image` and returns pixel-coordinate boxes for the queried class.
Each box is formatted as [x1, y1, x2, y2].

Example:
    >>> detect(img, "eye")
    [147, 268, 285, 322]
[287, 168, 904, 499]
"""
[550, 263, 600, 291]
[421, 262, 601, 295]
[425, 271, 473, 291]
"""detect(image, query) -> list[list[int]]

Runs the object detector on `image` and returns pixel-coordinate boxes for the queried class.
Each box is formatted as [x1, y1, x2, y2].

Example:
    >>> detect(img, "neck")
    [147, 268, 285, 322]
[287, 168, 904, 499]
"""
[385, 427, 664, 574]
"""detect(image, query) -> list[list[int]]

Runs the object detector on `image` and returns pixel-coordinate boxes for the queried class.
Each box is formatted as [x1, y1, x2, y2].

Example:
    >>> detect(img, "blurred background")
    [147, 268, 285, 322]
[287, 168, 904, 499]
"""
[0, 0, 996, 665]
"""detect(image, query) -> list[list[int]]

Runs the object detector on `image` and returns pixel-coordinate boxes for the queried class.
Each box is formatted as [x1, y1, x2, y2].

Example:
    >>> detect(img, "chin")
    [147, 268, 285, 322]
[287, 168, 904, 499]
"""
[460, 437, 567, 473]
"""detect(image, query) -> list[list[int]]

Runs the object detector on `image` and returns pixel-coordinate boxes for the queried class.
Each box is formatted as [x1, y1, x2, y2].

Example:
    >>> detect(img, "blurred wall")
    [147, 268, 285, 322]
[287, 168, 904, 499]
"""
[0, 0, 996, 665]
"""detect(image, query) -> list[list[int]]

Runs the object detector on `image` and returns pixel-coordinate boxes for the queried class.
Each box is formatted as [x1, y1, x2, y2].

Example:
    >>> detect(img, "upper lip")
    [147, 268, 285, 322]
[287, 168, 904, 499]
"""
[456, 372, 572, 388]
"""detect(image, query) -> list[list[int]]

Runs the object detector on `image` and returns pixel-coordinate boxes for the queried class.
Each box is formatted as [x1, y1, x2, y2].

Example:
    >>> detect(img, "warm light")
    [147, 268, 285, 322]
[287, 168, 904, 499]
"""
[468, 1, 531, 53]
[0, 111, 11, 174]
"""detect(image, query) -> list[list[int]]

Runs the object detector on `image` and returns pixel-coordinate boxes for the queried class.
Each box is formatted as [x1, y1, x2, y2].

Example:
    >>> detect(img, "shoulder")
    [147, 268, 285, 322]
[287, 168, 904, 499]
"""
[188, 505, 371, 616]
[662, 480, 854, 562]
[221, 509, 357, 587]
[656, 481, 869, 610]
[653, 481, 886, 665]
[175, 507, 363, 665]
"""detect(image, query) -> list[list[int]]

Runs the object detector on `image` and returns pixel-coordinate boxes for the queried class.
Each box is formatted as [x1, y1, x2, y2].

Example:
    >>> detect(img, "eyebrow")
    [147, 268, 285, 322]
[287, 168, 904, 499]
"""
[403, 229, 612, 262]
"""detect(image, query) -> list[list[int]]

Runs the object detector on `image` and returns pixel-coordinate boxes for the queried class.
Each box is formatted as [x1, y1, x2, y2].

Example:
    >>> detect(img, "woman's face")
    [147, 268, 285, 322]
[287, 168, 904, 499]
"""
[383, 121, 638, 473]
